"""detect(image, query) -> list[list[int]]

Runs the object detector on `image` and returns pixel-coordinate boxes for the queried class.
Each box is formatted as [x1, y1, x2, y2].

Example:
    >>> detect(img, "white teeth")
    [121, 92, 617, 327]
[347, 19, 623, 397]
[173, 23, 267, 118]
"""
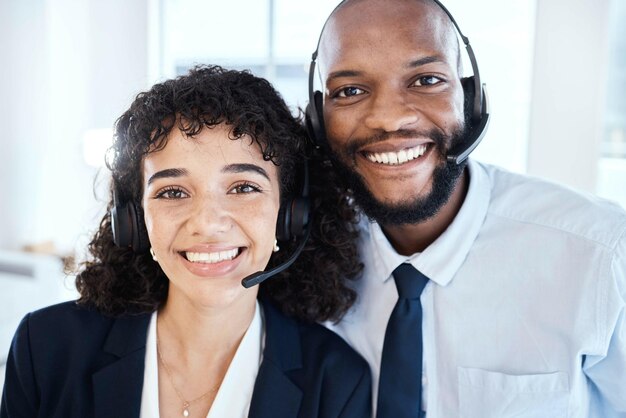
[185, 248, 238, 263]
[365, 144, 428, 165]
[398, 149, 408, 164]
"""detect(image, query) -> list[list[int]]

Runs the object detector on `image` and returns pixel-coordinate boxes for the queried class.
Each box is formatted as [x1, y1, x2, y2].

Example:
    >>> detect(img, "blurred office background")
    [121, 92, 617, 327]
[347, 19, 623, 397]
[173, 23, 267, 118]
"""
[0, 0, 625, 388]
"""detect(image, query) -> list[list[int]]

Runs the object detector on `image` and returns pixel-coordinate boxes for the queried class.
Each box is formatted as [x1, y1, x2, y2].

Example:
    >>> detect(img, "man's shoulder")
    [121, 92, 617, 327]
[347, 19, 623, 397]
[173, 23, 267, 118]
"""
[477, 161, 626, 246]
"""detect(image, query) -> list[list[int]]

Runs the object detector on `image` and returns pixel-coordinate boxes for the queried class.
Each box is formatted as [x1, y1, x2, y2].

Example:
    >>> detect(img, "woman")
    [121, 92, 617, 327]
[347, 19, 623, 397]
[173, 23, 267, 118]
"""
[1, 65, 370, 418]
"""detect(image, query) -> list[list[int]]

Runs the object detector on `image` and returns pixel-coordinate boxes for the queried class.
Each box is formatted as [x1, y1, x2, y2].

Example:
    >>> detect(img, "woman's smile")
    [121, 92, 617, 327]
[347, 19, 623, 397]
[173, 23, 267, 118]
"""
[178, 247, 245, 278]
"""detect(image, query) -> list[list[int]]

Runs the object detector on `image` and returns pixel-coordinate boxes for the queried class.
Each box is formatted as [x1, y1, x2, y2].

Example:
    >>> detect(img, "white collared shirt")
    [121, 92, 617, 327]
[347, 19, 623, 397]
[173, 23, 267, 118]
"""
[327, 159, 626, 417]
[140, 301, 264, 418]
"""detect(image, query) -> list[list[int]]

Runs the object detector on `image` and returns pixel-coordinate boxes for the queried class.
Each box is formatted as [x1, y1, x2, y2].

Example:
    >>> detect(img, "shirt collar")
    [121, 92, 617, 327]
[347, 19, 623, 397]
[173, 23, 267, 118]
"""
[140, 301, 264, 418]
[208, 300, 263, 418]
[365, 159, 491, 287]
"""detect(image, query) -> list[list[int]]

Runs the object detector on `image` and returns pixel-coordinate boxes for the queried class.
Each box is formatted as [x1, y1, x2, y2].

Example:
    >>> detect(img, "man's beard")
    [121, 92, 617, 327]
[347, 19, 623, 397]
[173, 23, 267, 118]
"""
[328, 126, 468, 226]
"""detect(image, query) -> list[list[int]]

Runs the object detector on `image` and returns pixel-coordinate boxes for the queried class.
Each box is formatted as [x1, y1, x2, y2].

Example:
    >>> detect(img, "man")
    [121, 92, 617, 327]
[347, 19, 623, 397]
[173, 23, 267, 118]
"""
[309, 0, 626, 416]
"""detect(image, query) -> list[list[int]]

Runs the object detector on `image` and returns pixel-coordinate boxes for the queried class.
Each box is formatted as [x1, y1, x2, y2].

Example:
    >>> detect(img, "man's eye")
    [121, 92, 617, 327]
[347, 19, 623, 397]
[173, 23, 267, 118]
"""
[229, 183, 261, 194]
[413, 76, 443, 86]
[155, 187, 187, 199]
[336, 86, 365, 98]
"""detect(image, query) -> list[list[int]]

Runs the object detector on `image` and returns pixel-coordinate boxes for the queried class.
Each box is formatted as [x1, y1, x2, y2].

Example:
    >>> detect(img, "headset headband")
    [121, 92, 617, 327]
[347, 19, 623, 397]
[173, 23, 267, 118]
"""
[309, 0, 482, 122]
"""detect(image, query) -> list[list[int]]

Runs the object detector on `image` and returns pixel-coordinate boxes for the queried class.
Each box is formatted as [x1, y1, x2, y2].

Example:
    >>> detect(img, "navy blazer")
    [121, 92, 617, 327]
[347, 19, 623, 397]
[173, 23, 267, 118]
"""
[1, 300, 371, 418]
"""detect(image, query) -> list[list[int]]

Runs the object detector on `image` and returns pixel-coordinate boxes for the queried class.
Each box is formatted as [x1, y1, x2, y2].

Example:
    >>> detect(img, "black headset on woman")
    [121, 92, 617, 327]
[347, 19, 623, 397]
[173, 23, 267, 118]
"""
[111, 161, 311, 288]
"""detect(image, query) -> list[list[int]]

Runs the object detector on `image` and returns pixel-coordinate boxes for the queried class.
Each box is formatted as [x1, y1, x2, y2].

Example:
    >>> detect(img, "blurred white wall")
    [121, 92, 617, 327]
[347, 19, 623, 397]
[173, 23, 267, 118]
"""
[0, 0, 151, 255]
[444, 0, 537, 175]
[527, 0, 611, 192]
[0, 1, 50, 250]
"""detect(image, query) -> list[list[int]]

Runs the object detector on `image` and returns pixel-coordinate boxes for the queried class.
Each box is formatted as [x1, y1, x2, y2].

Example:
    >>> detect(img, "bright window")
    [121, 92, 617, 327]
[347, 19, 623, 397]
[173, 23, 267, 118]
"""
[156, 0, 537, 174]
[159, 0, 338, 110]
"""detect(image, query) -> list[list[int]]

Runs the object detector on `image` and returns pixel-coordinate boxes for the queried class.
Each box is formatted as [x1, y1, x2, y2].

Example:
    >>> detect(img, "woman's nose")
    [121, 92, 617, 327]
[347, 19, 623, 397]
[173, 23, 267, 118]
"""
[184, 195, 233, 236]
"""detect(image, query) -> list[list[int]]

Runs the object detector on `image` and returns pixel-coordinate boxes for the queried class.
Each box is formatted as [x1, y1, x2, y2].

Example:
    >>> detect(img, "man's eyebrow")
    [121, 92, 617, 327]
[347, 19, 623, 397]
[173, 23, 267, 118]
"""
[147, 168, 188, 186]
[326, 70, 363, 84]
[407, 56, 445, 68]
[326, 56, 445, 84]
[222, 163, 270, 181]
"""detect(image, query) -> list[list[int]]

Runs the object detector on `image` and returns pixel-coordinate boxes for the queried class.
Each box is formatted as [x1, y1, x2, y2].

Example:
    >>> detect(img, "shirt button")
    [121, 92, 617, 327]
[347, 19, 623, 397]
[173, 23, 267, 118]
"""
[422, 375, 427, 385]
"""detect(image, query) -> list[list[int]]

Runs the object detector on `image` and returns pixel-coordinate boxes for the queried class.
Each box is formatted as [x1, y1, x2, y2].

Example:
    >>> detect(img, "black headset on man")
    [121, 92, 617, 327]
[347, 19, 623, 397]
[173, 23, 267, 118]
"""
[305, 0, 490, 165]
[112, 0, 489, 288]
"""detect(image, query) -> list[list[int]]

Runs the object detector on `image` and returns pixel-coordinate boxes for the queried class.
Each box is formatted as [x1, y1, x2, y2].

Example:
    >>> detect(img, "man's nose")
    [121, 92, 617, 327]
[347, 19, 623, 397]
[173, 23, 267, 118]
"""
[363, 90, 420, 132]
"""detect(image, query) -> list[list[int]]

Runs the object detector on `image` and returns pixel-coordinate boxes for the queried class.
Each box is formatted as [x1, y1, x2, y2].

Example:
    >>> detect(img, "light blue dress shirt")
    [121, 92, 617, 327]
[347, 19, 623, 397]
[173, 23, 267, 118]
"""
[327, 160, 626, 417]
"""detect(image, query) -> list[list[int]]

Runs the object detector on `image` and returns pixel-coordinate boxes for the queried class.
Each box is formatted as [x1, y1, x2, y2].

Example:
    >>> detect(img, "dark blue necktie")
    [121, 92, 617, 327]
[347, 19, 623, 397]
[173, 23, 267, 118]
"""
[376, 263, 429, 418]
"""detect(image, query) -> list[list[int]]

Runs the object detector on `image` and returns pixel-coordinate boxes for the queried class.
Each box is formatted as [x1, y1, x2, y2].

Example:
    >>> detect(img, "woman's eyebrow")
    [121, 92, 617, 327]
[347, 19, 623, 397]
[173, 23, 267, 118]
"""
[147, 168, 188, 186]
[222, 163, 270, 181]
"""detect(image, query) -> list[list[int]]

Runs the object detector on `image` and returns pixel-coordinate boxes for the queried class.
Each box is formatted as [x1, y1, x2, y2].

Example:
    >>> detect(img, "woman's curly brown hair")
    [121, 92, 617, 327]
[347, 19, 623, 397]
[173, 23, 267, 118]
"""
[75, 64, 361, 323]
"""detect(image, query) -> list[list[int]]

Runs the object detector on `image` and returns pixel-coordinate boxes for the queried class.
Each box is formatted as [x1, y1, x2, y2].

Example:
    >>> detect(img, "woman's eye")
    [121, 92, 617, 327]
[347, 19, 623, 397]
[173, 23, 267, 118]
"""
[155, 188, 188, 199]
[413, 76, 443, 86]
[336, 86, 365, 98]
[230, 183, 261, 194]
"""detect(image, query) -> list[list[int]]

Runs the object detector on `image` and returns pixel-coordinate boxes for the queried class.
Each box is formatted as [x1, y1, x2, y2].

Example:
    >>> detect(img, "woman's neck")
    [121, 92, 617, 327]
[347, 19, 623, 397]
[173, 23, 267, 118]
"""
[158, 290, 257, 361]
[155, 290, 259, 417]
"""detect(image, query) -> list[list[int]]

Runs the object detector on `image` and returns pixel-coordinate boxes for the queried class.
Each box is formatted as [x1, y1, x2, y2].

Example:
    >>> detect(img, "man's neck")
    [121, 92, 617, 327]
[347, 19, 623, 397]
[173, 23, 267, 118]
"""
[381, 168, 469, 256]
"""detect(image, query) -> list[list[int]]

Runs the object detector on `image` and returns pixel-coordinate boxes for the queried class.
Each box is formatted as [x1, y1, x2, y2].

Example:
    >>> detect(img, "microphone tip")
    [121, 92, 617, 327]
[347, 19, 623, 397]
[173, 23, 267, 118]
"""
[241, 271, 265, 288]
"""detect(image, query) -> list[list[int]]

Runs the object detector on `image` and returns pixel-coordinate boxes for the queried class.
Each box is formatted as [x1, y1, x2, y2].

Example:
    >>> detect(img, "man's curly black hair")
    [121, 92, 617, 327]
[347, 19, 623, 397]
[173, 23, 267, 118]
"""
[75, 64, 362, 323]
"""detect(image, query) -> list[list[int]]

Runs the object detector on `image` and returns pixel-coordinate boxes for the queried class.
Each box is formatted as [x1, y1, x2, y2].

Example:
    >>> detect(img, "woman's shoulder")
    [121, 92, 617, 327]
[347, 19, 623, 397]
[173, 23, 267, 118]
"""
[22, 301, 110, 332]
[12, 301, 113, 352]
[16, 301, 154, 356]
[11, 301, 152, 373]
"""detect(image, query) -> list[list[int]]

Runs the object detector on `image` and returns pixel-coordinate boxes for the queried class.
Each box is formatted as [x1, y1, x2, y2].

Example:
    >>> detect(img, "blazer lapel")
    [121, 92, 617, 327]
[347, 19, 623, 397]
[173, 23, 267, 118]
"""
[248, 361, 303, 418]
[248, 301, 303, 418]
[92, 312, 151, 418]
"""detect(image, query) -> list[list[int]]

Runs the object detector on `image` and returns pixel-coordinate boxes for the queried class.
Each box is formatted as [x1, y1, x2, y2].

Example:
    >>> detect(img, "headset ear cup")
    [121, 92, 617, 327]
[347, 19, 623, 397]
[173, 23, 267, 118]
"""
[447, 76, 490, 164]
[130, 203, 150, 253]
[111, 197, 150, 252]
[461, 76, 476, 124]
[314, 91, 325, 142]
[276, 157, 310, 242]
[305, 102, 317, 142]
[305, 90, 327, 147]
[276, 198, 293, 242]
[111, 202, 131, 248]
[289, 197, 310, 239]
[276, 196, 311, 242]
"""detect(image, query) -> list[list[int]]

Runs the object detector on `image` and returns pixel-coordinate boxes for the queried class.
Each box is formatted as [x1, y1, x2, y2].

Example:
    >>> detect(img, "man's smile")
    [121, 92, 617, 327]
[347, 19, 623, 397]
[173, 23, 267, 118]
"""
[363, 143, 430, 165]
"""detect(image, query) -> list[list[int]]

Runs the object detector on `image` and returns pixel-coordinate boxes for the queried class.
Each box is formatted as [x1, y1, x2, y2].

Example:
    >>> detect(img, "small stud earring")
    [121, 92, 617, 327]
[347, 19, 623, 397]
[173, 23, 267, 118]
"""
[150, 247, 158, 261]
[273, 239, 280, 253]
